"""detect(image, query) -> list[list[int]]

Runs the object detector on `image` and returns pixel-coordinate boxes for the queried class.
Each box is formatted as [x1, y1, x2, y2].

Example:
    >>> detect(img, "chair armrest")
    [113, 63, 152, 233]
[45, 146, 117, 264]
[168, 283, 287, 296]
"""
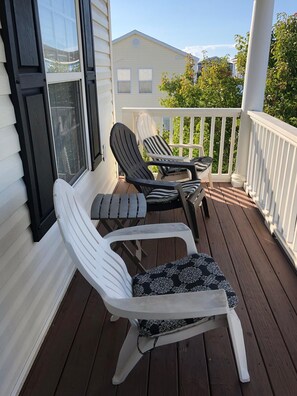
[126, 176, 181, 190]
[147, 161, 198, 180]
[105, 289, 229, 320]
[170, 143, 204, 149]
[103, 223, 197, 255]
[147, 152, 185, 161]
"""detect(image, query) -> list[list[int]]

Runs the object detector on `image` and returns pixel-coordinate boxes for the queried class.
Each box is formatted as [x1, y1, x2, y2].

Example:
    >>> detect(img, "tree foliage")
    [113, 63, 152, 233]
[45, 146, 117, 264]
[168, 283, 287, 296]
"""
[159, 54, 242, 109]
[197, 57, 242, 108]
[159, 55, 201, 108]
[234, 33, 249, 78]
[235, 13, 297, 127]
[265, 13, 297, 127]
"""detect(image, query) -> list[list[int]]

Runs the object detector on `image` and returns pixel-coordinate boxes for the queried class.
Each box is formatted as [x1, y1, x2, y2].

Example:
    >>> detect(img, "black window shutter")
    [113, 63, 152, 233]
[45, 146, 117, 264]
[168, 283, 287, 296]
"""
[79, 0, 102, 170]
[0, 0, 57, 242]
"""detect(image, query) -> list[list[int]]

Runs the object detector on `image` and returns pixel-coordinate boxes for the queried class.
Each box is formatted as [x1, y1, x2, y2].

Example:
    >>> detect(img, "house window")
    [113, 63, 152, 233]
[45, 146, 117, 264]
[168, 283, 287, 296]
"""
[139, 69, 152, 93]
[117, 69, 131, 93]
[38, 0, 87, 184]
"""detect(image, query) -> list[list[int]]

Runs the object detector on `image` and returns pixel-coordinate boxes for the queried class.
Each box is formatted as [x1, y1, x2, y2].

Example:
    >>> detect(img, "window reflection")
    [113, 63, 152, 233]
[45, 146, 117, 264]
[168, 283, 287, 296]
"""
[49, 82, 86, 183]
[38, 0, 80, 72]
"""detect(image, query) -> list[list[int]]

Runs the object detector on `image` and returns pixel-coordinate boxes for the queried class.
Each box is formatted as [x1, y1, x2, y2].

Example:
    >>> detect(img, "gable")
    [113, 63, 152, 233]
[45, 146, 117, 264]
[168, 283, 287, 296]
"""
[113, 32, 192, 64]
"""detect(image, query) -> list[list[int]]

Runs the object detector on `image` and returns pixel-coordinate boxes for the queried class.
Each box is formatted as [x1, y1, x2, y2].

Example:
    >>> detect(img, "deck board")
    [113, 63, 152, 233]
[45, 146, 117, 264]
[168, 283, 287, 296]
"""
[55, 288, 106, 396]
[20, 181, 297, 396]
[20, 272, 93, 396]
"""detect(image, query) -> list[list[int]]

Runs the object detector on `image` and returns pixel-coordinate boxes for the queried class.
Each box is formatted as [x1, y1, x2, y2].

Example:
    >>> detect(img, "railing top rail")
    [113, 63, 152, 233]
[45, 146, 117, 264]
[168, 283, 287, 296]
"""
[248, 111, 297, 145]
[122, 107, 241, 117]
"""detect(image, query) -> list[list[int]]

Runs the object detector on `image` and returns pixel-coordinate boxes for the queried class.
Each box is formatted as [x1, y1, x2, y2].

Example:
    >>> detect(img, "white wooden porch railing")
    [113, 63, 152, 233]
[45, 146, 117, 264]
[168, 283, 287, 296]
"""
[246, 111, 297, 268]
[122, 107, 241, 182]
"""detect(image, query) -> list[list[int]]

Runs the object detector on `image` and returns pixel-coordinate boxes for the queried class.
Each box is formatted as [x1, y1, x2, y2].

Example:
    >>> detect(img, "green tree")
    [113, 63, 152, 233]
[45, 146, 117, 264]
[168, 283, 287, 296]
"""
[234, 13, 297, 127]
[234, 33, 249, 79]
[265, 13, 297, 127]
[197, 56, 242, 108]
[159, 54, 242, 109]
[159, 55, 201, 108]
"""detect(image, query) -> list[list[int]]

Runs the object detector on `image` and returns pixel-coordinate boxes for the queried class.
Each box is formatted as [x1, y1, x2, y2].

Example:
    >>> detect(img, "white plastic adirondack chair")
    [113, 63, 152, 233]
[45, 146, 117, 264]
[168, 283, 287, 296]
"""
[137, 113, 213, 187]
[53, 179, 249, 384]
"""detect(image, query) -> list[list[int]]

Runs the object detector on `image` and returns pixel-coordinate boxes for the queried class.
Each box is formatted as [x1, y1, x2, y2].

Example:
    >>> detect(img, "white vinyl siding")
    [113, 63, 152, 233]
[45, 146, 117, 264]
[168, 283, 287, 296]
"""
[0, 1, 116, 395]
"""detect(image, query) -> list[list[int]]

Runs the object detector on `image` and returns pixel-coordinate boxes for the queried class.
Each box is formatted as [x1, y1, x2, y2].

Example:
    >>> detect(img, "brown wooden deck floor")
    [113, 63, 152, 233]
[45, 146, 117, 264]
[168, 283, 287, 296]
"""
[20, 181, 297, 396]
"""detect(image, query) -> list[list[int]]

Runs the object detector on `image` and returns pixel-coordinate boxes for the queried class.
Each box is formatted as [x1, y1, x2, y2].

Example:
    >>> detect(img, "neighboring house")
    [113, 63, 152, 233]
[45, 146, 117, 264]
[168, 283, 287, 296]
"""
[112, 30, 198, 121]
[197, 56, 235, 76]
[0, 1, 117, 394]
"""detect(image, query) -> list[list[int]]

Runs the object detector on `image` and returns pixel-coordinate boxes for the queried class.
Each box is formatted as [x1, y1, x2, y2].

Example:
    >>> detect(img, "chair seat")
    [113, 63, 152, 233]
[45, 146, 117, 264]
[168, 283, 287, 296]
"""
[132, 253, 238, 337]
[146, 180, 201, 204]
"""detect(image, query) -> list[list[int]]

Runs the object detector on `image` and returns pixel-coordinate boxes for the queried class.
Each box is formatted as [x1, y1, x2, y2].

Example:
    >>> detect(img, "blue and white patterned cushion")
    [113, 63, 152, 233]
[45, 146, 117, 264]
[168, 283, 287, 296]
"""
[132, 253, 238, 337]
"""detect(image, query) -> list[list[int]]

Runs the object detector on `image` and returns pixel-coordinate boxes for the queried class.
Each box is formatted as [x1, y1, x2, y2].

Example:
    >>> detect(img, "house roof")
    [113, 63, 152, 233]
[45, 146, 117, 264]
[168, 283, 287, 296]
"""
[198, 56, 234, 65]
[112, 30, 199, 61]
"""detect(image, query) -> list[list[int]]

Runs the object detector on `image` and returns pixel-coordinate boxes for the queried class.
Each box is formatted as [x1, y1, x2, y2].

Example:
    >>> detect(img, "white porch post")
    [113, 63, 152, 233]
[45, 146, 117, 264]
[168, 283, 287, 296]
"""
[231, 0, 275, 187]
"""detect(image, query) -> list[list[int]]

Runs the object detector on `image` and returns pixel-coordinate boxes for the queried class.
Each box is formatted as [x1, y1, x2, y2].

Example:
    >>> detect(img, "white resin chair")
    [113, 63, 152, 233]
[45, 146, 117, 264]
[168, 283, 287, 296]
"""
[137, 113, 213, 187]
[53, 179, 249, 384]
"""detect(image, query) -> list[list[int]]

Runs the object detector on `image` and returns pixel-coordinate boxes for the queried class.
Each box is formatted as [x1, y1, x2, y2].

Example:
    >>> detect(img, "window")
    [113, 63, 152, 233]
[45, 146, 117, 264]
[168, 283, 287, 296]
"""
[38, 0, 81, 74]
[38, 0, 87, 184]
[117, 69, 131, 93]
[48, 82, 86, 183]
[139, 68, 152, 93]
[1, 0, 101, 241]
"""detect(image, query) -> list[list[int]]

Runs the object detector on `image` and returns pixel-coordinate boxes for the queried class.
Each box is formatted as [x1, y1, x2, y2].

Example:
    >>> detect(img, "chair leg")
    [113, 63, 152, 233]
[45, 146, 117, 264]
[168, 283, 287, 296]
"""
[208, 170, 213, 188]
[227, 310, 250, 383]
[112, 325, 154, 384]
[187, 201, 199, 241]
[202, 196, 210, 218]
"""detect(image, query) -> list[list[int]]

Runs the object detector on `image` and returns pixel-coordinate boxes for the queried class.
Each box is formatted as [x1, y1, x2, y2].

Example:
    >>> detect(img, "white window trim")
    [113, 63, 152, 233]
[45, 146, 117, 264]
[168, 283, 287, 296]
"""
[41, 0, 92, 181]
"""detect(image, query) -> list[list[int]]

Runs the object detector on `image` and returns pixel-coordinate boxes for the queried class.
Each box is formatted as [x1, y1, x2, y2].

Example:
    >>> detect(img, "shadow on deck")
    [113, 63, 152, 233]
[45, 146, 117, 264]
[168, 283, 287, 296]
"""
[20, 181, 297, 396]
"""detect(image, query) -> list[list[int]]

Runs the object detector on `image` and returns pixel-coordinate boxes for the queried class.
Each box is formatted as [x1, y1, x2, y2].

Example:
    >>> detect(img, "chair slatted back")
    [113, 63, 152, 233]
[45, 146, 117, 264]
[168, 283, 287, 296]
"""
[137, 113, 175, 176]
[143, 135, 174, 176]
[143, 135, 173, 157]
[136, 112, 158, 142]
[110, 123, 155, 196]
[137, 113, 172, 156]
[53, 179, 132, 301]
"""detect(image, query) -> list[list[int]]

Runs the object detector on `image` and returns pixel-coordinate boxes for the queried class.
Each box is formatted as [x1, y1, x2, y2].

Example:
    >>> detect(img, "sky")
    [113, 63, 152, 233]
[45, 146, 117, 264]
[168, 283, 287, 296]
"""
[110, 0, 296, 60]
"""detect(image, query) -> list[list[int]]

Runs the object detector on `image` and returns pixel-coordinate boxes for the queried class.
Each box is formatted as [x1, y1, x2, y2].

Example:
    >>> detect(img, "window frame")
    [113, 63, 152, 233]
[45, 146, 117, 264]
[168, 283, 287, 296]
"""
[117, 68, 131, 94]
[138, 68, 153, 94]
[39, 0, 92, 184]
